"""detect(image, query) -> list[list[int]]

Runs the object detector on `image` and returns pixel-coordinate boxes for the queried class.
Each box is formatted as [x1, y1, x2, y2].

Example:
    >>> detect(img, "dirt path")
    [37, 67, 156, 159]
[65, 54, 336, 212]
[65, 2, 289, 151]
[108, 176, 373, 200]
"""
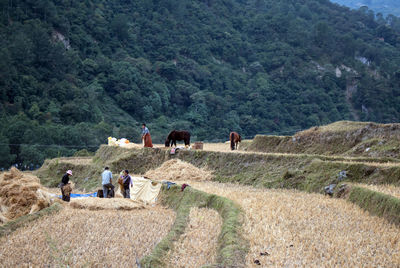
[0, 205, 175, 267]
[187, 181, 400, 267]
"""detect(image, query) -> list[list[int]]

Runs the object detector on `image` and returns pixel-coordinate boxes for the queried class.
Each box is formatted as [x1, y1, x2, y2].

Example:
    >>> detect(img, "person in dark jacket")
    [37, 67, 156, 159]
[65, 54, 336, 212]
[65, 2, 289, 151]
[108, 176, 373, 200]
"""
[122, 169, 133, 198]
[60, 170, 72, 201]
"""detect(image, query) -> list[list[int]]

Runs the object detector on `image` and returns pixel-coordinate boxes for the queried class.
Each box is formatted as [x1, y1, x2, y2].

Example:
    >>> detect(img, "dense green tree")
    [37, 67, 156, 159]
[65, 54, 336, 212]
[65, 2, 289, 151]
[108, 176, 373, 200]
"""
[0, 134, 15, 168]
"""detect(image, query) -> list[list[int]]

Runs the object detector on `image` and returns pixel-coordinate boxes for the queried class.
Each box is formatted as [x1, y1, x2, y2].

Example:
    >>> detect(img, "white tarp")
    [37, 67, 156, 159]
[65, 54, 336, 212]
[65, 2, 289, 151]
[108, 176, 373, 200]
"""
[116, 177, 161, 204]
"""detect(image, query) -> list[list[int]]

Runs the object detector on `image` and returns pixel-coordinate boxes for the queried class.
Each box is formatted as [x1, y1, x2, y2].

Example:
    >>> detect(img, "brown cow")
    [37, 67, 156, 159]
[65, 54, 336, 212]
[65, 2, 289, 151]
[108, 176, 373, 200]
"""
[230, 132, 241, 150]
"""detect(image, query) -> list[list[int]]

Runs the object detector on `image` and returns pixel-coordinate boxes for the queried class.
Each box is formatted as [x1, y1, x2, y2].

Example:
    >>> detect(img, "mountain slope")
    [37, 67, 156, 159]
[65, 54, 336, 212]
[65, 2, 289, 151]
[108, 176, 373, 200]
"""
[1, 0, 400, 167]
[330, 0, 400, 17]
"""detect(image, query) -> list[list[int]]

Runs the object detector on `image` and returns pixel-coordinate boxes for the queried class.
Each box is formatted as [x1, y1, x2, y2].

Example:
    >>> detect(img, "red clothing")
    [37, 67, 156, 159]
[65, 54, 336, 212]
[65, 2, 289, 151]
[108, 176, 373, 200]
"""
[143, 133, 153, 148]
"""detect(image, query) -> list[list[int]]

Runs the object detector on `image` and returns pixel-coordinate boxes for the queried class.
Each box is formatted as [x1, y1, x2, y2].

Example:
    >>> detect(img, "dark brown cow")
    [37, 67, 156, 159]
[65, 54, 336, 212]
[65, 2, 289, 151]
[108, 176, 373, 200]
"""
[230, 132, 241, 150]
[165, 130, 191, 147]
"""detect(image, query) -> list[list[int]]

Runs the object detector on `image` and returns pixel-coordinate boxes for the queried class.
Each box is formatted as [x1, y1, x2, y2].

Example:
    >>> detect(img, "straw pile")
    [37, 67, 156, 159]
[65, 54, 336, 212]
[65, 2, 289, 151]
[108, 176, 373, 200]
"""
[144, 159, 212, 181]
[0, 168, 53, 224]
[70, 198, 144, 210]
[0, 206, 175, 266]
[166, 207, 222, 268]
[188, 181, 400, 267]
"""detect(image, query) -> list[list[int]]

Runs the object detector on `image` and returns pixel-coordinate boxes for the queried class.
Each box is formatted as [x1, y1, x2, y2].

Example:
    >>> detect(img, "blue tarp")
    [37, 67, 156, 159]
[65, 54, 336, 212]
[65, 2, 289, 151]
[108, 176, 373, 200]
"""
[58, 192, 97, 198]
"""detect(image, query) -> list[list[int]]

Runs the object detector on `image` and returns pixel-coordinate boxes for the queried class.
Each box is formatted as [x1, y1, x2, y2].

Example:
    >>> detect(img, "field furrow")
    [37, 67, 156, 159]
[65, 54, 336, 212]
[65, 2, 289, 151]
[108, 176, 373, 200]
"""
[165, 207, 222, 268]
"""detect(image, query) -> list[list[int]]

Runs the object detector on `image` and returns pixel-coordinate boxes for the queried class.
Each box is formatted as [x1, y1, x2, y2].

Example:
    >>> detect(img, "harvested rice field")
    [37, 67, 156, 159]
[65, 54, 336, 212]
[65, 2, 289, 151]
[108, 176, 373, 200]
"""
[187, 181, 400, 267]
[0, 206, 175, 267]
[352, 183, 400, 199]
[166, 207, 222, 268]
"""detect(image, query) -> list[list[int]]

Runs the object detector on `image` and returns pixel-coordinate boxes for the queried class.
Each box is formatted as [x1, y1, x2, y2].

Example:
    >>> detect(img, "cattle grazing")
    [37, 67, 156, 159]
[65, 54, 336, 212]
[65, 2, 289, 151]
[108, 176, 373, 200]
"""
[165, 130, 191, 147]
[230, 132, 241, 150]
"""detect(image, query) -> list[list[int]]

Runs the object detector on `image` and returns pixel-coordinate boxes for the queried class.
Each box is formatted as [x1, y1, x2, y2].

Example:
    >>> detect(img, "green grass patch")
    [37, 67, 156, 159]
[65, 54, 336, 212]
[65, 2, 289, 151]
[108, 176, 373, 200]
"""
[37, 146, 400, 195]
[348, 186, 400, 226]
[140, 185, 247, 268]
[0, 203, 63, 238]
[35, 158, 102, 191]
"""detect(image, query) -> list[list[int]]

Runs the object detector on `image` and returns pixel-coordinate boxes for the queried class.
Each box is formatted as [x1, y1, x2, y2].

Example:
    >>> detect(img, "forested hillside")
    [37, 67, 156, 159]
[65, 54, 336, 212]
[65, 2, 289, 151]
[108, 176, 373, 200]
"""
[1, 0, 400, 168]
[331, 0, 400, 17]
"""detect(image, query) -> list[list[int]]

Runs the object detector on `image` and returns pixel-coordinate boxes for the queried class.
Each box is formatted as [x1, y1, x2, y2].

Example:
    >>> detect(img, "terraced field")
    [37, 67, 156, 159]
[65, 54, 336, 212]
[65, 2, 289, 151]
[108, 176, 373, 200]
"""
[3, 122, 400, 267]
[186, 181, 400, 267]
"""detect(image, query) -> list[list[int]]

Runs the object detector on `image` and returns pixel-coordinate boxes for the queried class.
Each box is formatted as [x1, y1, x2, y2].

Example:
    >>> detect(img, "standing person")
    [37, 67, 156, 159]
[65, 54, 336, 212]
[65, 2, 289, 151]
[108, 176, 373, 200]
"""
[122, 169, 133, 198]
[141, 123, 153, 148]
[101, 167, 114, 198]
[60, 170, 72, 201]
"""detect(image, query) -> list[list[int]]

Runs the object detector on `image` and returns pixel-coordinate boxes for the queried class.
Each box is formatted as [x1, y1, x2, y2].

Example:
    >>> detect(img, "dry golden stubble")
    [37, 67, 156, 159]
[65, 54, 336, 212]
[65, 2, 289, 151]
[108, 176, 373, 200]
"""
[165, 207, 222, 268]
[187, 181, 400, 267]
[0, 206, 176, 267]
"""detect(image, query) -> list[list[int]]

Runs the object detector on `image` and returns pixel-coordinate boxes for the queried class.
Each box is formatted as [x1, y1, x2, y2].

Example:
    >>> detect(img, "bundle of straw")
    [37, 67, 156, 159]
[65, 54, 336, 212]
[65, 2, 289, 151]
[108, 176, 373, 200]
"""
[0, 168, 53, 224]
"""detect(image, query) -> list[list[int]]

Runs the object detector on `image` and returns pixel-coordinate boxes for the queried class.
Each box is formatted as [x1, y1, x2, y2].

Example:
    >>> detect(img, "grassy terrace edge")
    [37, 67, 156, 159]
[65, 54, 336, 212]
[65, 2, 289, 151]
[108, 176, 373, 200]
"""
[0, 203, 63, 238]
[141, 185, 247, 268]
[346, 186, 400, 226]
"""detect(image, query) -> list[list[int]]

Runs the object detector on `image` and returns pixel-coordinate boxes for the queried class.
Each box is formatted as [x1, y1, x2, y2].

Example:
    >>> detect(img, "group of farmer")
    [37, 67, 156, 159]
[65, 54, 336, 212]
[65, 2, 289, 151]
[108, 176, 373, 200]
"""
[59, 123, 152, 201]
[59, 167, 133, 201]
[101, 167, 133, 198]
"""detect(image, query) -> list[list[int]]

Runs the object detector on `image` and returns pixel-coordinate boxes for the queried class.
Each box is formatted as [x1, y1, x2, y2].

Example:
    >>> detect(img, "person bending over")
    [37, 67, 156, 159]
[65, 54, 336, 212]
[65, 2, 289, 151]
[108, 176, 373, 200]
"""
[141, 123, 153, 148]
[60, 170, 72, 202]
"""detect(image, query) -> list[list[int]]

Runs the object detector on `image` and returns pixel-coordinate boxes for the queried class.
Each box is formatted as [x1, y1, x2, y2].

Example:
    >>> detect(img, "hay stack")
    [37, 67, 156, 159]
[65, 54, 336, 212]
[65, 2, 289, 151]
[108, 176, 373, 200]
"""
[144, 159, 213, 181]
[0, 168, 53, 224]
[70, 198, 144, 210]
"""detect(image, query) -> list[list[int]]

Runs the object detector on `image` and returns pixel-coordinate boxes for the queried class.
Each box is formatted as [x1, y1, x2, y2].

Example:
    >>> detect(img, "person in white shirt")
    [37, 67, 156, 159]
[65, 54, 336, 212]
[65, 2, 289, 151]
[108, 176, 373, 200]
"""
[101, 167, 114, 198]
